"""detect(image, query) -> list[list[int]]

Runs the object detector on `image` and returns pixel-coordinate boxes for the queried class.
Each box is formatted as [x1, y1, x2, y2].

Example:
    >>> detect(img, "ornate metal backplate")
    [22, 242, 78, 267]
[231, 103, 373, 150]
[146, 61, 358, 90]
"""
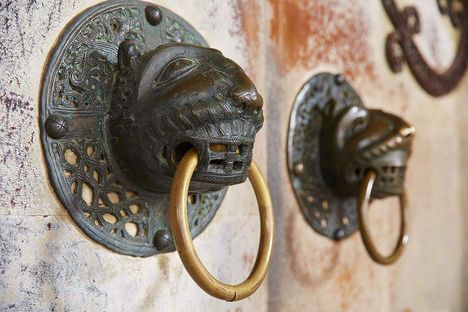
[40, 1, 227, 256]
[383, 0, 468, 96]
[287, 73, 362, 240]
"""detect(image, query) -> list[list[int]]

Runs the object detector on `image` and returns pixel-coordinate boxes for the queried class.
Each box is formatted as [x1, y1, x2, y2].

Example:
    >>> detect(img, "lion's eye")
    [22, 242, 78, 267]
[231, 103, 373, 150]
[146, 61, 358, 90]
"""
[154, 58, 198, 86]
[350, 117, 368, 136]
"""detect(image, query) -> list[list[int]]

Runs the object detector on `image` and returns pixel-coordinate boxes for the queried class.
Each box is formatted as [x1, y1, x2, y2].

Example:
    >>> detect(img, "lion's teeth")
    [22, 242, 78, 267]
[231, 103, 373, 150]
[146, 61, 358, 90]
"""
[400, 127, 416, 137]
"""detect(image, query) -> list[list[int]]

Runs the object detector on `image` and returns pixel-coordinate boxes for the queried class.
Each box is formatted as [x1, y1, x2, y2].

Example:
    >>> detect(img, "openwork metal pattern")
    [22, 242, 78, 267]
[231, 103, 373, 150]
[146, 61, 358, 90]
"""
[52, 6, 146, 109]
[59, 138, 150, 243]
[40, 1, 226, 256]
[383, 0, 468, 96]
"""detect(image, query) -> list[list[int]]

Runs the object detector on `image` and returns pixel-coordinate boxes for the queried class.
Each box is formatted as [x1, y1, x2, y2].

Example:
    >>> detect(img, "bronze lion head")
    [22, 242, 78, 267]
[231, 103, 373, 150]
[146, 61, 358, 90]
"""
[108, 41, 263, 193]
[320, 105, 415, 199]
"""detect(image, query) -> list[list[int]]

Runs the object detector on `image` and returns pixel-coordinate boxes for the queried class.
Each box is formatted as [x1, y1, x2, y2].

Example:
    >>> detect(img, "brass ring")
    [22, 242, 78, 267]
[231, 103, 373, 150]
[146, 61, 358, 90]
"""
[357, 170, 409, 265]
[169, 149, 274, 301]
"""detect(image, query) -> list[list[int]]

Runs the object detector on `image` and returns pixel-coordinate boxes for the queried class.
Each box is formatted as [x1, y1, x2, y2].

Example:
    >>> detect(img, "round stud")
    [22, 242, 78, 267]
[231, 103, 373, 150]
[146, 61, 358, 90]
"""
[154, 229, 172, 250]
[334, 229, 345, 240]
[293, 162, 304, 176]
[334, 74, 345, 85]
[145, 5, 163, 26]
[45, 114, 69, 139]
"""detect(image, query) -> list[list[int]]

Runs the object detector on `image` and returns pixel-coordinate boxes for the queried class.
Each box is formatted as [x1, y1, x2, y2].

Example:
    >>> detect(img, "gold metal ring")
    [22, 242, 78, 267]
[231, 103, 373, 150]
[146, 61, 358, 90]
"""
[357, 170, 409, 265]
[169, 149, 274, 301]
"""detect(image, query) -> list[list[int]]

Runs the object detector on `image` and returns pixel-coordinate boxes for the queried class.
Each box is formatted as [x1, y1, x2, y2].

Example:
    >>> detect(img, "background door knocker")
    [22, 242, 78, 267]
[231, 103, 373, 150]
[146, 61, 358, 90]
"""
[383, 0, 468, 96]
[287, 73, 415, 265]
[40, 0, 273, 300]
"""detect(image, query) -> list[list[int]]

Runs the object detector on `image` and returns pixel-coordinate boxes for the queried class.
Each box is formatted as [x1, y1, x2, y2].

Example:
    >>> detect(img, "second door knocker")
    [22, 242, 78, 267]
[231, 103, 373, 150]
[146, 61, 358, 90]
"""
[287, 73, 415, 265]
[40, 1, 273, 301]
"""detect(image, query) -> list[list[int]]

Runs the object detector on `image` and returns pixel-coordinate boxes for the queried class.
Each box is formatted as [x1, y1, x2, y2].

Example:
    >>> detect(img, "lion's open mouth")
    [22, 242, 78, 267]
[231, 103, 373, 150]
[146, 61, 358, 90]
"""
[206, 143, 251, 173]
[357, 126, 414, 197]
[372, 165, 406, 197]
[173, 138, 254, 186]
[364, 146, 409, 198]
[196, 140, 253, 184]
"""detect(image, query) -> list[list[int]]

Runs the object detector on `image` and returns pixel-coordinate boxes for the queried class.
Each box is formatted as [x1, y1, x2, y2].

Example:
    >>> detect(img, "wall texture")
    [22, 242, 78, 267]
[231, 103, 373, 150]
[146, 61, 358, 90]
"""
[1, 0, 467, 311]
[266, 1, 468, 311]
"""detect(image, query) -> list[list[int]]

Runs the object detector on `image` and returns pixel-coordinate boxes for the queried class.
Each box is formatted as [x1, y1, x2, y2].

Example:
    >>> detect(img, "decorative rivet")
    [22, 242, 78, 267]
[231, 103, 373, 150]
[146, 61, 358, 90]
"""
[293, 162, 304, 176]
[154, 229, 172, 250]
[334, 229, 345, 240]
[145, 5, 162, 26]
[334, 74, 345, 85]
[45, 114, 68, 139]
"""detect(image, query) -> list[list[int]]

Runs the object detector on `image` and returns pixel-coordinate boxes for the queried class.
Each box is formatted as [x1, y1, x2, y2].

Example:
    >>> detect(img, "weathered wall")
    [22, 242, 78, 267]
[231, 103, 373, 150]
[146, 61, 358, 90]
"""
[1, 0, 467, 311]
[266, 0, 467, 311]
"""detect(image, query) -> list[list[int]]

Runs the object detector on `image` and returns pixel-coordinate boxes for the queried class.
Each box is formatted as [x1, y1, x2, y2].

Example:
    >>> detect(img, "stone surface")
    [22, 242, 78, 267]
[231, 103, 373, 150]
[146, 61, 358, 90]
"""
[0, 214, 264, 311]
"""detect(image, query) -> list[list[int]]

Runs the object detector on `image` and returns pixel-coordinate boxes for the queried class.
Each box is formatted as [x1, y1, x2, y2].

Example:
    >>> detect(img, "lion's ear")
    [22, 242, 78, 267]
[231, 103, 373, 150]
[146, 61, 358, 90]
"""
[117, 40, 139, 70]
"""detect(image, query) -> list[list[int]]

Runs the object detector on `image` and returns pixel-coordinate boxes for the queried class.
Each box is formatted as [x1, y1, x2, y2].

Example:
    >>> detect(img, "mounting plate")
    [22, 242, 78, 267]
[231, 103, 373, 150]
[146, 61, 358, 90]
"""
[40, 0, 226, 256]
[287, 73, 363, 240]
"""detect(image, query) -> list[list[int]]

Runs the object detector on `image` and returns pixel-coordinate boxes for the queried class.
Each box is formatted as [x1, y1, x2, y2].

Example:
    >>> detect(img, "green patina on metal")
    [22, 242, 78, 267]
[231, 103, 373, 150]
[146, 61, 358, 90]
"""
[40, 1, 264, 256]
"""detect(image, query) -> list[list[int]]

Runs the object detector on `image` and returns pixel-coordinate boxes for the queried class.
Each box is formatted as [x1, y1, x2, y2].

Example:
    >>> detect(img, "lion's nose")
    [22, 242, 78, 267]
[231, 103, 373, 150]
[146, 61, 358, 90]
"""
[230, 75, 263, 109]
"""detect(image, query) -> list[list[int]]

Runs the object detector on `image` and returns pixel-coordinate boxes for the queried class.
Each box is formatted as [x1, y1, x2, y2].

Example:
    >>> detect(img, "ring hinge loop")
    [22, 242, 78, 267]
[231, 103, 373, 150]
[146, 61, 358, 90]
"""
[169, 148, 274, 301]
[357, 170, 409, 265]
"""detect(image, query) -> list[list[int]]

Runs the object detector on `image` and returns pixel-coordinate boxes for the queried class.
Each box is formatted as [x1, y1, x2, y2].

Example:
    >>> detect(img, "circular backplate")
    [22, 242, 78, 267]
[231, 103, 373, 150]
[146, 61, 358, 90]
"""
[40, 0, 226, 256]
[287, 73, 364, 240]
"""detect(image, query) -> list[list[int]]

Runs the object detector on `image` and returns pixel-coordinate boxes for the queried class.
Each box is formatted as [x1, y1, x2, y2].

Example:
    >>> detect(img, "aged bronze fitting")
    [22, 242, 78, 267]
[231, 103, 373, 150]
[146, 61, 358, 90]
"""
[40, 1, 264, 258]
[320, 98, 415, 200]
[288, 73, 414, 263]
[383, 0, 468, 96]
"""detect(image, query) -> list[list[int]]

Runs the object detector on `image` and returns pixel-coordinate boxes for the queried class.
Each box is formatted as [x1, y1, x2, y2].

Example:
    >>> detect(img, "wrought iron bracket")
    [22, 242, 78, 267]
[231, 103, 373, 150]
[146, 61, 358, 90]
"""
[40, 1, 263, 256]
[287, 73, 414, 240]
[383, 0, 468, 96]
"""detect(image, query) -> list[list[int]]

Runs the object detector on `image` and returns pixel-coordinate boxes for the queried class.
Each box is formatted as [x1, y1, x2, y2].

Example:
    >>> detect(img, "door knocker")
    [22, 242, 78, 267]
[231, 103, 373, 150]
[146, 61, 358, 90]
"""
[383, 0, 468, 96]
[287, 73, 415, 265]
[40, 1, 273, 300]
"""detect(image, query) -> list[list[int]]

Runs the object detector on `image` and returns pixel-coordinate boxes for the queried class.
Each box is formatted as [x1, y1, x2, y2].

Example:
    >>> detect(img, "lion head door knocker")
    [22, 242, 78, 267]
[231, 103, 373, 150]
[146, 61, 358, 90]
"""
[288, 73, 415, 265]
[40, 1, 273, 301]
[383, 0, 468, 96]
